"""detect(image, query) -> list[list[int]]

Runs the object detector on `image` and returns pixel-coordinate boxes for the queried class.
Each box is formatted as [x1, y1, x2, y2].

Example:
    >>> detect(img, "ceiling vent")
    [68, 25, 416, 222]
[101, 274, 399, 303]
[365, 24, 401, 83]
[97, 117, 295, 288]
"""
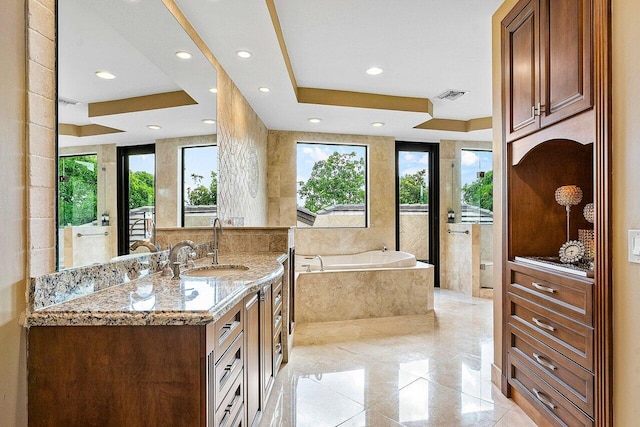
[436, 89, 468, 101]
[58, 97, 81, 106]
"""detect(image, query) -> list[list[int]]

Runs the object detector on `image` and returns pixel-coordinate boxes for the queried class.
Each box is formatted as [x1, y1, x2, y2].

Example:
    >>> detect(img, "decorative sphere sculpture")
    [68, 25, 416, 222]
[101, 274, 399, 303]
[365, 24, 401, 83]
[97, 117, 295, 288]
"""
[583, 203, 594, 223]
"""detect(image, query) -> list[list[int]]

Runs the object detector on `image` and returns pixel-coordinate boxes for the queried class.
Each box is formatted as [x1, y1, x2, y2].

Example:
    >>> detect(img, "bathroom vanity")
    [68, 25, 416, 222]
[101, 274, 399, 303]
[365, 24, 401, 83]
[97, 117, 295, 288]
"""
[25, 253, 288, 427]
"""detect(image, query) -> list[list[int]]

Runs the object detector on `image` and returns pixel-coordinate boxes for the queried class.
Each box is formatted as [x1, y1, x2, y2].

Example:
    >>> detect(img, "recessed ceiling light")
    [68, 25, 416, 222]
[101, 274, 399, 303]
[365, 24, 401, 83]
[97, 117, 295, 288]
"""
[236, 50, 252, 59]
[308, 118, 322, 124]
[95, 70, 116, 80]
[258, 87, 270, 93]
[147, 125, 161, 130]
[175, 51, 192, 59]
[209, 87, 218, 93]
[371, 122, 385, 127]
[202, 119, 216, 125]
[366, 67, 383, 76]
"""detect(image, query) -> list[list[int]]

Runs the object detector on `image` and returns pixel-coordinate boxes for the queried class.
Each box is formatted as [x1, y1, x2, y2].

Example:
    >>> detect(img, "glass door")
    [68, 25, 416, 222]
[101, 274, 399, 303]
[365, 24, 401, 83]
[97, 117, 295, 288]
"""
[396, 142, 440, 286]
[57, 154, 98, 269]
[117, 145, 155, 255]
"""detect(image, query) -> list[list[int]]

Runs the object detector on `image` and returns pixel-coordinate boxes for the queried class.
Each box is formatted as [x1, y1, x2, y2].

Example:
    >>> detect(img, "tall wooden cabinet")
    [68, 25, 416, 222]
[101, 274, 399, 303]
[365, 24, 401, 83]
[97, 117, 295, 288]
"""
[503, 0, 592, 143]
[501, 0, 612, 425]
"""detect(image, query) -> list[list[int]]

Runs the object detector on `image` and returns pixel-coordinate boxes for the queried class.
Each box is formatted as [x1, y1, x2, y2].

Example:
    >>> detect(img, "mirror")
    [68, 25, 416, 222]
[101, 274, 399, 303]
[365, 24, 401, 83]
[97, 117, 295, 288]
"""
[57, 0, 217, 269]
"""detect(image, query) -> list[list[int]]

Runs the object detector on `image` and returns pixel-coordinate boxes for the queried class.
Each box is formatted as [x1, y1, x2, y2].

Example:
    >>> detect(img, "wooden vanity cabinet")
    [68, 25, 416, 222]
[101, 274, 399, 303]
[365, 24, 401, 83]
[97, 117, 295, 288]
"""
[244, 276, 284, 427]
[244, 293, 261, 427]
[28, 300, 245, 427]
[260, 283, 275, 405]
[503, 0, 592, 143]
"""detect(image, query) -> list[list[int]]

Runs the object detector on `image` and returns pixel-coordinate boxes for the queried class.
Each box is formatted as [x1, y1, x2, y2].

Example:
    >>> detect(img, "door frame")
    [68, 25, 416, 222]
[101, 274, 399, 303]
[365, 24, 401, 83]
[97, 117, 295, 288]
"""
[116, 144, 155, 256]
[395, 141, 440, 287]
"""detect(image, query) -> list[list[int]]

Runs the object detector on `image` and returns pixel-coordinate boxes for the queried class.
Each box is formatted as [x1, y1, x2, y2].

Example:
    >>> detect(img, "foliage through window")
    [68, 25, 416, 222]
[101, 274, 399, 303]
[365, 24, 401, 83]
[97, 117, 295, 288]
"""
[460, 149, 493, 223]
[58, 154, 98, 226]
[297, 143, 367, 228]
[182, 145, 218, 227]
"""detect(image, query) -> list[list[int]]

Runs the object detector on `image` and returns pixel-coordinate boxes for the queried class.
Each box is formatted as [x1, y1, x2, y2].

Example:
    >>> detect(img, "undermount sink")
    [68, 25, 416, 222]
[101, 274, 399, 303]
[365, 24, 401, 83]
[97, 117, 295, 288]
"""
[181, 265, 249, 278]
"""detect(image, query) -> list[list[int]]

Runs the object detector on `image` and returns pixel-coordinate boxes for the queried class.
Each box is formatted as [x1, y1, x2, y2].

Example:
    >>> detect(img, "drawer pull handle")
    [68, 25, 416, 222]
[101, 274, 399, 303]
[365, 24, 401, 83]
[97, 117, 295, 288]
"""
[532, 282, 555, 293]
[532, 317, 555, 332]
[533, 352, 556, 371]
[275, 343, 282, 354]
[532, 388, 556, 410]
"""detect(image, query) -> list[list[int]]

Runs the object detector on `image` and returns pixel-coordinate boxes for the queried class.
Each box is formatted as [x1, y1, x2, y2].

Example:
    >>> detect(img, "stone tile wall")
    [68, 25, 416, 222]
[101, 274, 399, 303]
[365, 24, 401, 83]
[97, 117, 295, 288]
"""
[267, 131, 396, 255]
[27, 0, 56, 277]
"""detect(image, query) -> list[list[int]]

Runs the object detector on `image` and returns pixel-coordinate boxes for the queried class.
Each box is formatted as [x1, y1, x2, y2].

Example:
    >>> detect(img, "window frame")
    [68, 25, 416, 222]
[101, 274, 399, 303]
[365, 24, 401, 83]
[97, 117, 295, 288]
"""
[459, 147, 493, 224]
[296, 141, 369, 229]
[181, 144, 218, 227]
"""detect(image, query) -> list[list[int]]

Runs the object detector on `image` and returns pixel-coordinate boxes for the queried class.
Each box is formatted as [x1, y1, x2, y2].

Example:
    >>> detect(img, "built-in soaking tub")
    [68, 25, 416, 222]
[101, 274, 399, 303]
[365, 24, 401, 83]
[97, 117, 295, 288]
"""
[296, 250, 417, 272]
[294, 250, 434, 323]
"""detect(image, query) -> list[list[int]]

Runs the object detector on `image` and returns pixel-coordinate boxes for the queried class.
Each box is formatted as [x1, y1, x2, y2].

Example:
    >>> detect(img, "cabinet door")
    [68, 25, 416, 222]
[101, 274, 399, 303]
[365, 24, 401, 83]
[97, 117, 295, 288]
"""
[244, 293, 260, 426]
[503, 0, 540, 142]
[540, 0, 592, 127]
[260, 284, 274, 405]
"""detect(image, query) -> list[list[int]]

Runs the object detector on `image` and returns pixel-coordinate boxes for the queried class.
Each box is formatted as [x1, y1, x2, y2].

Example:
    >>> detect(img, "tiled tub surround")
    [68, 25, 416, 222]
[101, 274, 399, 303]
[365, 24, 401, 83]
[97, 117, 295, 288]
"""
[295, 262, 434, 323]
[25, 253, 286, 327]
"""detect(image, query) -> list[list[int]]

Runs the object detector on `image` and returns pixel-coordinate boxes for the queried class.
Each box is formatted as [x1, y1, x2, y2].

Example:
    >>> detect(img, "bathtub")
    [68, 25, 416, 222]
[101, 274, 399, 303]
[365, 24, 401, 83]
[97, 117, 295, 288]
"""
[296, 250, 416, 272]
[294, 250, 433, 323]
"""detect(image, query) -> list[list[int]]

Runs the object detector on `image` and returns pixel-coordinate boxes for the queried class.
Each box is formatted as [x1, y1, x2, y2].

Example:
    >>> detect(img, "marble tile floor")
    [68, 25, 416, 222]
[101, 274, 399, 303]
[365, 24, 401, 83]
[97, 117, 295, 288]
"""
[259, 288, 536, 427]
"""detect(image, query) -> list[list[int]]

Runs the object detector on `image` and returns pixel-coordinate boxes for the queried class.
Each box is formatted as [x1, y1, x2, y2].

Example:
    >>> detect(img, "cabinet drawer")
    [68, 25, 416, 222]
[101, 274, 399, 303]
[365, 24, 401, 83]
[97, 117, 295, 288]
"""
[509, 265, 593, 325]
[509, 324, 593, 416]
[213, 301, 243, 362]
[273, 328, 283, 374]
[214, 332, 244, 411]
[215, 369, 244, 427]
[229, 406, 245, 427]
[509, 353, 593, 427]
[273, 281, 283, 315]
[273, 303, 283, 334]
[509, 293, 593, 370]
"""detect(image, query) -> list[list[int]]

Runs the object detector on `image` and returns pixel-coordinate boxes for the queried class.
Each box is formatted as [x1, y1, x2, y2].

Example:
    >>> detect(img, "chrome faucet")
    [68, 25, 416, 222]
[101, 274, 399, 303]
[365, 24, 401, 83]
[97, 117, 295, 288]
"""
[168, 240, 196, 279]
[382, 245, 388, 252]
[129, 240, 159, 252]
[208, 218, 223, 265]
[314, 255, 324, 272]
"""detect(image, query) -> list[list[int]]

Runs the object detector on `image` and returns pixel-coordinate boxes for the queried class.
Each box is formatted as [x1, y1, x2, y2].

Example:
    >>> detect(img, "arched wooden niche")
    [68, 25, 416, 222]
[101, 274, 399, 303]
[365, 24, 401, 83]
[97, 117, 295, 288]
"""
[508, 138, 593, 259]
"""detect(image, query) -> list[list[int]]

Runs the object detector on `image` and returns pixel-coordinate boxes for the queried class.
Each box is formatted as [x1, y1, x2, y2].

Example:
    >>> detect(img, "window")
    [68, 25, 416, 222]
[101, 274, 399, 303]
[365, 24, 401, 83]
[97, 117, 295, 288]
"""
[296, 142, 367, 228]
[460, 149, 493, 223]
[58, 154, 98, 227]
[182, 145, 218, 227]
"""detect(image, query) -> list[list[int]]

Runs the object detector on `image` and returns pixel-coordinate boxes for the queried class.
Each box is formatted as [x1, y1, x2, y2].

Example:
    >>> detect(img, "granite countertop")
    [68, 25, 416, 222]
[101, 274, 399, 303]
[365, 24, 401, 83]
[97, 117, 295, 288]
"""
[26, 253, 286, 327]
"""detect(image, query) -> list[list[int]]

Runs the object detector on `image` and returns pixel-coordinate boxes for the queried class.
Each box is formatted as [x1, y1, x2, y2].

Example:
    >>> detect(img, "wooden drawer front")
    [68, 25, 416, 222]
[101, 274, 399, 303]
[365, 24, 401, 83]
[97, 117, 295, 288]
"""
[274, 302, 283, 335]
[510, 267, 593, 325]
[215, 369, 244, 427]
[273, 280, 283, 315]
[509, 293, 593, 370]
[230, 406, 245, 427]
[214, 332, 244, 411]
[273, 328, 283, 374]
[509, 354, 593, 427]
[509, 324, 593, 416]
[214, 301, 243, 361]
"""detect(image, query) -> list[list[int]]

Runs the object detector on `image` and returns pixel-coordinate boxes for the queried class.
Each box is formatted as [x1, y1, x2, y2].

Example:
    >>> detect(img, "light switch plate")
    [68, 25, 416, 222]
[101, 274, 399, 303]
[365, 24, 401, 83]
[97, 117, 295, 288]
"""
[629, 230, 640, 263]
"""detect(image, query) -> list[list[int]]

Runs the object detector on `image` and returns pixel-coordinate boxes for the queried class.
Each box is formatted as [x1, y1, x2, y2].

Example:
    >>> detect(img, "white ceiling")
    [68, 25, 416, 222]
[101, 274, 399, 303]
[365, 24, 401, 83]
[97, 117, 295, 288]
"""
[58, 0, 217, 147]
[59, 0, 502, 147]
[176, 0, 502, 142]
